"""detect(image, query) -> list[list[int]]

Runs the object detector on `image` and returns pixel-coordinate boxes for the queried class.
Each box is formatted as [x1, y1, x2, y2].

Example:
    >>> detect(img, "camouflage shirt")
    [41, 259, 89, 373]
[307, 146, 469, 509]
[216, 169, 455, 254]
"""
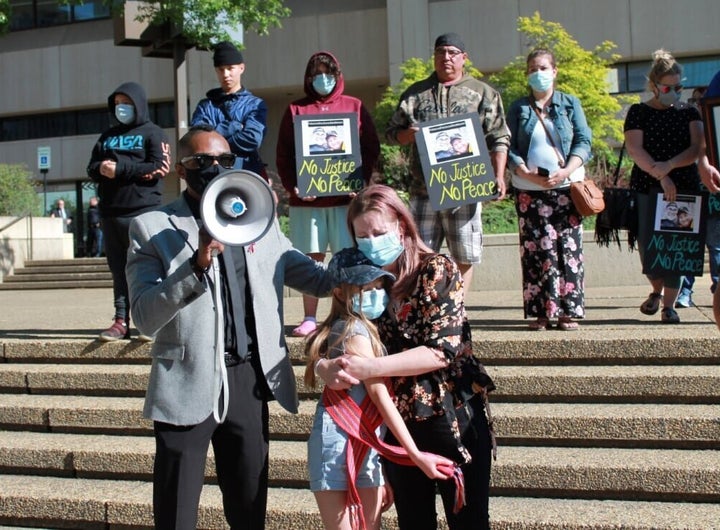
[386, 72, 511, 197]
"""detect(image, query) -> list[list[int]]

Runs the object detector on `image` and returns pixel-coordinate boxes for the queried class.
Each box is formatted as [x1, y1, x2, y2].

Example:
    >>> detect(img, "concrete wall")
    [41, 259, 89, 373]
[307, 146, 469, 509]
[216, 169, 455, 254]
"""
[476, 233, 646, 292]
[0, 217, 73, 280]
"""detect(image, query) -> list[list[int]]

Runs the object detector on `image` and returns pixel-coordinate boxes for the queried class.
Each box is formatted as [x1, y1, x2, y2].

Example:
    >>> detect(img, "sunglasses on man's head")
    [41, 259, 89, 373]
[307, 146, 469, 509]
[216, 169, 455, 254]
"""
[180, 153, 236, 170]
[655, 82, 684, 94]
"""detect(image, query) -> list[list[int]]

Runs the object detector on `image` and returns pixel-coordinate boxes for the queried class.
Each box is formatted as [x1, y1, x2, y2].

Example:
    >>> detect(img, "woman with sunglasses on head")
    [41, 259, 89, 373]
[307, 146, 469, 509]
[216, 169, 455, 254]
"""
[624, 49, 704, 324]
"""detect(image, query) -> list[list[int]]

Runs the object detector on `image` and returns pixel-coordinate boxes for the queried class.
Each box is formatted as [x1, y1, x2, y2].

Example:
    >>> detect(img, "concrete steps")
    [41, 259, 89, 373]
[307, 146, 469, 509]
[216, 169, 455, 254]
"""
[2, 474, 718, 530]
[2, 362, 719, 404]
[1, 396, 718, 449]
[0, 258, 112, 290]
[0, 332, 718, 528]
[0, 431, 718, 503]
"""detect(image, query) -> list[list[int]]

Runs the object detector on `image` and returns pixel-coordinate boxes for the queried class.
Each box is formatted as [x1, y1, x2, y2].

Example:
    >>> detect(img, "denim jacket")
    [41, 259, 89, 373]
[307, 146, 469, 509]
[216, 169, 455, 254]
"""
[506, 90, 592, 171]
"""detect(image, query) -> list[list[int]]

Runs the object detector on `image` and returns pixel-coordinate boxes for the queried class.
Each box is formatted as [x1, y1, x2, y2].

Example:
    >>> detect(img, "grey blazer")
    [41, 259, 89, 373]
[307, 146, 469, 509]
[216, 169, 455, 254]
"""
[127, 196, 331, 426]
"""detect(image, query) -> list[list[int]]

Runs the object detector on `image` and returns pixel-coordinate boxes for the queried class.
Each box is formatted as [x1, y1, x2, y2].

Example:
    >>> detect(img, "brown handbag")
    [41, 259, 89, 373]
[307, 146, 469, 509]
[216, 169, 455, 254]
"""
[532, 103, 604, 216]
[570, 179, 605, 216]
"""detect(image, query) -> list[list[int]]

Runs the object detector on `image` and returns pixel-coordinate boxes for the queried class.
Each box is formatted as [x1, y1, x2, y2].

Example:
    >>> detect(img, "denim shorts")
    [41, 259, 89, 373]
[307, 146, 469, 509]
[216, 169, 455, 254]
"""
[307, 401, 384, 492]
[289, 205, 353, 254]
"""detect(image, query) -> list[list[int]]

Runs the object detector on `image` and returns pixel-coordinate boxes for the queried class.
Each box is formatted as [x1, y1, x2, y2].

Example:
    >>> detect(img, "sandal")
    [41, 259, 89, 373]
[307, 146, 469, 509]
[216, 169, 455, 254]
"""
[640, 292, 662, 315]
[661, 307, 680, 324]
[557, 317, 579, 331]
[528, 318, 550, 331]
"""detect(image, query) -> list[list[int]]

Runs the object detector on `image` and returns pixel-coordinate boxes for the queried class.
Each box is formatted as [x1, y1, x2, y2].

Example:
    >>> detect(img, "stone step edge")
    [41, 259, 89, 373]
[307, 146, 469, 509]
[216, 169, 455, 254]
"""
[0, 475, 718, 530]
[1, 364, 719, 403]
[4, 338, 720, 365]
[0, 433, 718, 502]
[1, 397, 718, 448]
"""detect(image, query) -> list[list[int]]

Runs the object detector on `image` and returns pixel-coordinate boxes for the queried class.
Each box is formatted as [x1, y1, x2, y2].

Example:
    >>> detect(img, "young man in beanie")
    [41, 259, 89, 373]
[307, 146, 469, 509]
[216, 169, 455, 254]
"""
[191, 41, 267, 175]
[386, 32, 510, 298]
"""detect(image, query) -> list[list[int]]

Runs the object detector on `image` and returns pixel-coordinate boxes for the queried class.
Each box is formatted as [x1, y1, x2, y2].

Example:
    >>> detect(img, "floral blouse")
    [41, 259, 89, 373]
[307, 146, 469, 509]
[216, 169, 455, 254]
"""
[376, 253, 485, 463]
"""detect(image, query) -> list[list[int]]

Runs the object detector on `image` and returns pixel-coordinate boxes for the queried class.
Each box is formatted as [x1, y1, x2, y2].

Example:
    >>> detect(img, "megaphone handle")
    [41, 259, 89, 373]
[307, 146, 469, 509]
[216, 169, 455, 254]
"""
[211, 255, 229, 424]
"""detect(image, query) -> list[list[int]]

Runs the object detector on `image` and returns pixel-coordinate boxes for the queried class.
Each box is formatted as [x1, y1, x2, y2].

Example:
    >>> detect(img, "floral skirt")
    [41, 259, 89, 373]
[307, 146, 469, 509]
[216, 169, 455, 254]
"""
[514, 188, 585, 319]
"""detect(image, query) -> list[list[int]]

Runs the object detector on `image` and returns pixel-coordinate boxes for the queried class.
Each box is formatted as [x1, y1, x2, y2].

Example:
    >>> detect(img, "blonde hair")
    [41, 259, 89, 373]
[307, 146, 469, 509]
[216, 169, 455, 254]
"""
[303, 283, 385, 388]
[646, 49, 683, 90]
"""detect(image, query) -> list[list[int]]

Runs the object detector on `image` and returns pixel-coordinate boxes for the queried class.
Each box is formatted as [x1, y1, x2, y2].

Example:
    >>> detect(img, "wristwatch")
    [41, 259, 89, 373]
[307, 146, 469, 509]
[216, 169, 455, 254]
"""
[190, 250, 210, 277]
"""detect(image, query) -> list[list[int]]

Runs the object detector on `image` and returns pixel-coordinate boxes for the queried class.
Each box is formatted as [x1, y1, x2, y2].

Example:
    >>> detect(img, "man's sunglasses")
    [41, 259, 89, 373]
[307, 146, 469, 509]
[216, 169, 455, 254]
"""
[655, 82, 684, 94]
[180, 153, 236, 170]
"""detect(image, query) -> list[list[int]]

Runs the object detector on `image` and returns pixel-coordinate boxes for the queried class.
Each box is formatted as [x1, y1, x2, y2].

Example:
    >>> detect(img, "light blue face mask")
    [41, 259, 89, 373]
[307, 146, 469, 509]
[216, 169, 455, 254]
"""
[312, 74, 336, 96]
[528, 69, 554, 92]
[356, 231, 404, 266]
[115, 104, 135, 125]
[352, 288, 389, 320]
[657, 88, 680, 107]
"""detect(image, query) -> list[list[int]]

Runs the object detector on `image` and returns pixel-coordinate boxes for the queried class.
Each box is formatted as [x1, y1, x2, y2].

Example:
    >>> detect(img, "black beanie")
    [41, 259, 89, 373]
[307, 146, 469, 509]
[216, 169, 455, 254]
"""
[213, 41, 244, 67]
[434, 33, 465, 52]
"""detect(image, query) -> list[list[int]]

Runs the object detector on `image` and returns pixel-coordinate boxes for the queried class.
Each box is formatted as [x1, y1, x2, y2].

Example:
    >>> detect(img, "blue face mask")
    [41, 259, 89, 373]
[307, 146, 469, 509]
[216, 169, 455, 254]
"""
[356, 231, 404, 266]
[352, 288, 389, 320]
[115, 103, 135, 125]
[528, 70, 554, 92]
[312, 74, 336, 96]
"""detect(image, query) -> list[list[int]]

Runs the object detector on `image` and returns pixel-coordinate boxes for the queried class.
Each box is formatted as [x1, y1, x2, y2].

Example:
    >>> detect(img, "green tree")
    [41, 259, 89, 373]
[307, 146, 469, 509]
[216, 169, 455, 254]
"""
[1, 1, 291, 48]
[0, 164, 42, 216]
[0, 0, 8, 34]
[489, 12, 638, 179]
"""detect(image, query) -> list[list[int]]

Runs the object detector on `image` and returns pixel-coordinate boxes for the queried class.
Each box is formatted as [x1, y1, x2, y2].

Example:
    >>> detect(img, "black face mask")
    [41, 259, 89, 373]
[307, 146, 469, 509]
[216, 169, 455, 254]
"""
[185, 164, 222, 197]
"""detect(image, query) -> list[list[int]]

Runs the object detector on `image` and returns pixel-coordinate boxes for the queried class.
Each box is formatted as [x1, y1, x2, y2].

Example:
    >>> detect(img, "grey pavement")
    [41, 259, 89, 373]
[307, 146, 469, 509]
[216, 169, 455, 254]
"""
[0, 276, 718, 342]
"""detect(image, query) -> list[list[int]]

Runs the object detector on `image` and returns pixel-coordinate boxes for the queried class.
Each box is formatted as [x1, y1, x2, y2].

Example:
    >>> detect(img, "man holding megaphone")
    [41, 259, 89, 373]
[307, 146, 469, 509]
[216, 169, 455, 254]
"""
[126, 125, 334, 530]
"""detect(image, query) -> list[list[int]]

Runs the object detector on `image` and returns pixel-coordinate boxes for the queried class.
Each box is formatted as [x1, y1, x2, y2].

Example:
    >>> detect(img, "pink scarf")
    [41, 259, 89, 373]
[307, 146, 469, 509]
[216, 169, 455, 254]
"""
[322, 386, 465, 530]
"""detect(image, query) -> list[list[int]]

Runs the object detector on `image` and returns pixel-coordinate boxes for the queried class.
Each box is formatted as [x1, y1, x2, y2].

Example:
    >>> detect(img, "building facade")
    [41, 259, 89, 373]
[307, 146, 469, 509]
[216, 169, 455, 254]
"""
[1, 0, 719, 250]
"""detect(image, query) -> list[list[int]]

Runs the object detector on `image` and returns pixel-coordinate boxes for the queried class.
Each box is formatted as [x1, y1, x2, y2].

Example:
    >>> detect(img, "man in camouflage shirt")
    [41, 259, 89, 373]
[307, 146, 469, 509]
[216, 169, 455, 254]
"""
[386, 32, 510, 294]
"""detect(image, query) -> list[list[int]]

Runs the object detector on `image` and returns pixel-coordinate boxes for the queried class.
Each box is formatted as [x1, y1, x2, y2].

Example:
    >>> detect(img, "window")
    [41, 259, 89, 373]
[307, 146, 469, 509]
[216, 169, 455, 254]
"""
[611, 55, 720, 93]
[0, 103, 176, 142]
[9, 0, 110, 31]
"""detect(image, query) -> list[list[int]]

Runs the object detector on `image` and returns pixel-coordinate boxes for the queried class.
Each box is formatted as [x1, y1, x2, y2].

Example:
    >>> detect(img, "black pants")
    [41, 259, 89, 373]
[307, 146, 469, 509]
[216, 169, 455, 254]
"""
[102, 216, 133, 320]
[384, 397, 492, 530]
[152, 361, 269, 530]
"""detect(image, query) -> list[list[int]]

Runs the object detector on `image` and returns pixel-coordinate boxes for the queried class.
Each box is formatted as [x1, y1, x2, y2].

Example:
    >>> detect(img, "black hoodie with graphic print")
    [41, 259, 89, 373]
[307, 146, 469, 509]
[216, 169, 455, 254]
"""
[87, 82, 171, 218]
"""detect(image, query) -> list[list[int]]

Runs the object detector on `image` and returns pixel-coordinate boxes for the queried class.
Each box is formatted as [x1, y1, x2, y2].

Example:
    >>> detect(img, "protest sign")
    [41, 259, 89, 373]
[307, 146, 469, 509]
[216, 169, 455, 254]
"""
[293, 113, 362, 197]
[415, 113, 497, 211]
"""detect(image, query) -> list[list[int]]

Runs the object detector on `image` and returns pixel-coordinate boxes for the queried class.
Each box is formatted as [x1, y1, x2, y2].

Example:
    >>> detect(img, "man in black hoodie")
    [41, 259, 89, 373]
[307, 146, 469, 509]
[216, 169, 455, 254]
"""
[87, 81, 171, 341]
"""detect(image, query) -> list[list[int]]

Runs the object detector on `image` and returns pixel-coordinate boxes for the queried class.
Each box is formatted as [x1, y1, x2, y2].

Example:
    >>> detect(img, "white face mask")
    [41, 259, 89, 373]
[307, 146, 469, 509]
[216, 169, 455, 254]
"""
[115, 103, 135, 125]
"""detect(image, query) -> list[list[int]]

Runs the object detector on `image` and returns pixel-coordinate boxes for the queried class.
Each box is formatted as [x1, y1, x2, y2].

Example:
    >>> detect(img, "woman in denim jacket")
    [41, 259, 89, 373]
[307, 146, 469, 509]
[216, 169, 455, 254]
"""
[506, 48, 592, 331]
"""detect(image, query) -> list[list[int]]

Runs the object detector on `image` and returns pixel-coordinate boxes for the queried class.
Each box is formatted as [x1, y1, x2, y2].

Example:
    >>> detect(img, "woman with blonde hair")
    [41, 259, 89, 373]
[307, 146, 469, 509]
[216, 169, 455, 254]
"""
[624, 49, 703, 323]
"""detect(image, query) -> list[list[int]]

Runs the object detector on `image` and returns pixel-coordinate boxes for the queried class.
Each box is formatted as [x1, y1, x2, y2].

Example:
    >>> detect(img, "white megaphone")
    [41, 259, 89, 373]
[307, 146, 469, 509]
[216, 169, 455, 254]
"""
[199, 170, 276, 246]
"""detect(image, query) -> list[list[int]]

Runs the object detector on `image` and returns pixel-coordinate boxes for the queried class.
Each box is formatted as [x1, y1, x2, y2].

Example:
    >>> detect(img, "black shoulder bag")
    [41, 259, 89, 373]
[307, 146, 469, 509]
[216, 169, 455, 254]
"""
[595, 143, 638, 250]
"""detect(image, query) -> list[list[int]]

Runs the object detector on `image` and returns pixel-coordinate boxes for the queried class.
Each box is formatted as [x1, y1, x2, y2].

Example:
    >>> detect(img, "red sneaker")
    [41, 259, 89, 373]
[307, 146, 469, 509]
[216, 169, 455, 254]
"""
[99, 318, 130, 341]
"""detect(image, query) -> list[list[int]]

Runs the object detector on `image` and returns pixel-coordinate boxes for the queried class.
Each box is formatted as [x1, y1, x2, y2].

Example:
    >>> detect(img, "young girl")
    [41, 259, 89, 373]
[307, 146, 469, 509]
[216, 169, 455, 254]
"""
[305, 247, 459, 530]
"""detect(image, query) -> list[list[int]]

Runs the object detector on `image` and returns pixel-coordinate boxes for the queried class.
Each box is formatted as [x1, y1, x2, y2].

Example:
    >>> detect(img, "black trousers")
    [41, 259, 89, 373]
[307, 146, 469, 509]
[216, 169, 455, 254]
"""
[152, 361, 269, 530]
[101, 216, 132, 320]
[384, 396, 492, 530]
